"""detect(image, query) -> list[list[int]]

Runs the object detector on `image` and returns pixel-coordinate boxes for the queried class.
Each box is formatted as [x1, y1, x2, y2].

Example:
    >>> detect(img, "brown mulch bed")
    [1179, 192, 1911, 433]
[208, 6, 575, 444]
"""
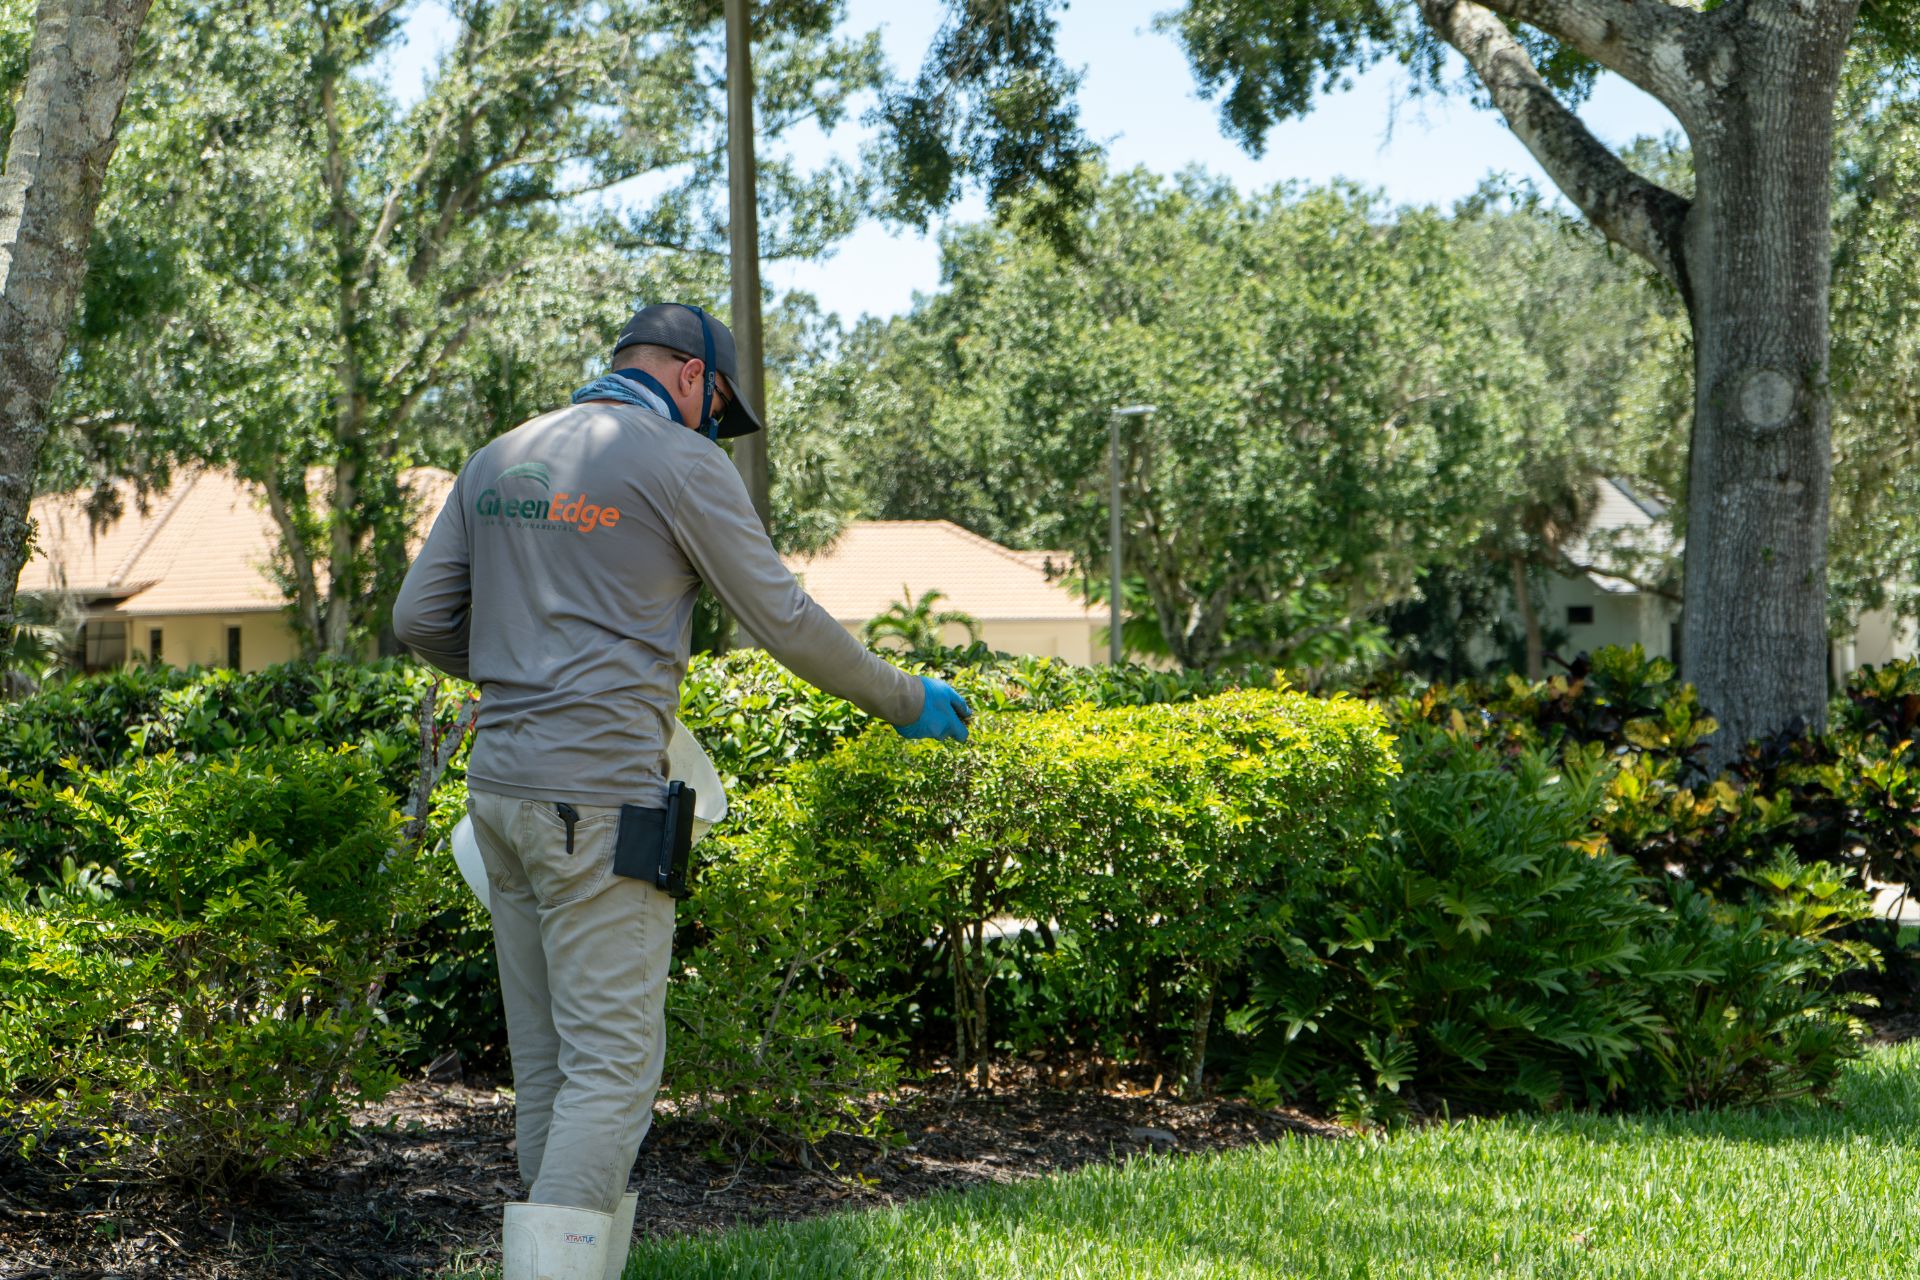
[0, 1063, 1341, 1280]
[1869, 1005, 1920, 1045]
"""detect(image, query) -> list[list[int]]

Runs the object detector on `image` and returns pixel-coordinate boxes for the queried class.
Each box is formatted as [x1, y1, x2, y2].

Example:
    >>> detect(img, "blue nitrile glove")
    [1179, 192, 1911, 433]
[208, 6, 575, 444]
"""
[896, 676, 973, 742]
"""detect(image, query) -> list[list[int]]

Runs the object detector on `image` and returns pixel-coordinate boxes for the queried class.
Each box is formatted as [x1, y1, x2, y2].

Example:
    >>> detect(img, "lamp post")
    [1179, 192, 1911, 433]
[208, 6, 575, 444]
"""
[1108, 404, 1157, 666]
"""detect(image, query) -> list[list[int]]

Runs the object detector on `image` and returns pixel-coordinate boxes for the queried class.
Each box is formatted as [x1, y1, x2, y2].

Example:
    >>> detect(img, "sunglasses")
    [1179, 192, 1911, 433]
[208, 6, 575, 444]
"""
[665, 350, 734, 424]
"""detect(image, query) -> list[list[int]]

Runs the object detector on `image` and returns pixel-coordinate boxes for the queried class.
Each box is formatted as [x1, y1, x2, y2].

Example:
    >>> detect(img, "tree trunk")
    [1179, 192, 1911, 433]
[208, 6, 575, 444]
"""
[1678, 22, 1853, 763]
[263, 467, 324, 657]
[946, 916, 976, 1089]
[1511, 556, 1542, 680]
[0, 0, 153, 639]
[325, 453, 360, 655]
[1417, 0, 1858, 764]
[318, 13, 366, 660]
[1184, 964, 1215, 1101]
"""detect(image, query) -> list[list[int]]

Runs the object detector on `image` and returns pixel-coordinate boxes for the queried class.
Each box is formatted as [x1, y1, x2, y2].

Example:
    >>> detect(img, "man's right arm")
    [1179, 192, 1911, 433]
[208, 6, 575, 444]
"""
[393, 469, 473, 680]
[670, 451, 925, 727]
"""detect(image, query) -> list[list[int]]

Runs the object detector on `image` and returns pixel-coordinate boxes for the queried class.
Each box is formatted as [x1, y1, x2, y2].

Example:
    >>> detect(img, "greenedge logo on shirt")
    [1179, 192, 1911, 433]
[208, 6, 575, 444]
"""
[476, 460, 623, 533]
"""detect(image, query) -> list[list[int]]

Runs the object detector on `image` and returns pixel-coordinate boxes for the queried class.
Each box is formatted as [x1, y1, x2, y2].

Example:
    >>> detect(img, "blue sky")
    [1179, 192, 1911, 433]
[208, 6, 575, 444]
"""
[386, 1, 1680, 323]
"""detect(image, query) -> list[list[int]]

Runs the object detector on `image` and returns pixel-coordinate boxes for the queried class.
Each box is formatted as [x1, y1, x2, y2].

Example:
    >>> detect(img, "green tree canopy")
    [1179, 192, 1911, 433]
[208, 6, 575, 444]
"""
[888, 0, 1920, 758]
[801, 169, 1537, 670]
[33, 0, 881, 655]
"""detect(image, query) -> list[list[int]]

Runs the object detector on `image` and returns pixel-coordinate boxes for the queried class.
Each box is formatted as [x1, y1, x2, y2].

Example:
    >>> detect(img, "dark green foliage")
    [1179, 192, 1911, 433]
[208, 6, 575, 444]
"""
[1391, 646, 1920, 915]
[1234, 727, 1874, 1123]
[1644, 866, 1879, 1109]
[1170, 0, 1410, 153]
[877, 0, 1098, 249]
[0, 659, 467, 889]
[1241, 730, 1666, 1116]
[0, 746, 413, 1183]
[1861, 0, 1920, 63]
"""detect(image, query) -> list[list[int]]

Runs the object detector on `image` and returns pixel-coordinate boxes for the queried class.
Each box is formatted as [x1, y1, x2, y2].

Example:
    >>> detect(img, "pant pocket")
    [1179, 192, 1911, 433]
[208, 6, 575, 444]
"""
[515, 800, 620, 908]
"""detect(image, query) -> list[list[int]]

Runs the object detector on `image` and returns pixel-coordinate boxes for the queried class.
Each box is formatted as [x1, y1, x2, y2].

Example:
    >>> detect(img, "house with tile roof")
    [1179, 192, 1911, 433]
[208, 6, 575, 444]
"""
[20, 470, 1100, 672]
[19, 467, 456, 671]
[783, 520, 1097, 662]
[1538, 476, 1914, 679]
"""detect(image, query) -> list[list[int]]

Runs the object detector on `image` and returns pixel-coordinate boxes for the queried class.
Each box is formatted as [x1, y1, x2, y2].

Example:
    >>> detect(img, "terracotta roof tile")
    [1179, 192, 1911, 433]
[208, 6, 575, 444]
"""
[782, 520, 1091, 623]
[27, 474, 1079, 627]
[23, 466, 457, 618]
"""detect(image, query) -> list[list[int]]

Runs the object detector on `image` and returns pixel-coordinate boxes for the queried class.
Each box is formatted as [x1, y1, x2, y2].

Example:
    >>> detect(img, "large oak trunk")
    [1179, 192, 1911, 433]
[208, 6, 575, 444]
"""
[1678, 22, 1852, 762]
[0, 0, 153, 639]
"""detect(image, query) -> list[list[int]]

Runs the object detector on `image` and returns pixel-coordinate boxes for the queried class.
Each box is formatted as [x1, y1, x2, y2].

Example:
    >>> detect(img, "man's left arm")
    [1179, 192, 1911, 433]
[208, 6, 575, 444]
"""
[393, 469, 474, 679]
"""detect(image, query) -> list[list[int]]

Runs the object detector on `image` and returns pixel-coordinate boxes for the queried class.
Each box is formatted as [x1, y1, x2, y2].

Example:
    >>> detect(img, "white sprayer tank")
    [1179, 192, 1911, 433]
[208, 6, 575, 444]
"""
[449, 717, 728, 912]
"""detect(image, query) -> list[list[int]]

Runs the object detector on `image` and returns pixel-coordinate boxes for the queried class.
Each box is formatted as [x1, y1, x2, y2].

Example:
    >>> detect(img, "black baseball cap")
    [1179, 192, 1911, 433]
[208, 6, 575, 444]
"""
[612, 303, 764, 438]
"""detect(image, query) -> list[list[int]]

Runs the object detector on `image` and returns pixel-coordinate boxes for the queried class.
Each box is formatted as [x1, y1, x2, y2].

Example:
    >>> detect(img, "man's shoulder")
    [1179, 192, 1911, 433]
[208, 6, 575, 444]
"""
[477, 403, 714, 471]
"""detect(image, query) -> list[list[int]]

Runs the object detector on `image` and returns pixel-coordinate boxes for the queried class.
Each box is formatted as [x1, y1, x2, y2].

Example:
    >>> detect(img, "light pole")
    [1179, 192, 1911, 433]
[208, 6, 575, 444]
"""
[1108, 404, 1156, 666]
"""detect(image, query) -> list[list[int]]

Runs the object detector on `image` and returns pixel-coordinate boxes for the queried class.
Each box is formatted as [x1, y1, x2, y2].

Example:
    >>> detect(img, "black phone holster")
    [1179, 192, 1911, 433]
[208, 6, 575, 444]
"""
[612, 780, 696, 899]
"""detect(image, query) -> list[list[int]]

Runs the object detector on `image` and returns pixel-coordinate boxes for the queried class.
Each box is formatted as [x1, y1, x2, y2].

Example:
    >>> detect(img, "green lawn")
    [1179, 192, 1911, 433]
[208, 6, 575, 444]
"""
[617, 1041, 1920, 1279]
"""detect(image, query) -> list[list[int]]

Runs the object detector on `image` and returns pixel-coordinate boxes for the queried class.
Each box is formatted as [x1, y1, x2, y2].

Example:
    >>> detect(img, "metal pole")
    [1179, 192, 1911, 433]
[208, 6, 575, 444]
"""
[1109, 413, 1123, 667]
[724, 0, 770, 531]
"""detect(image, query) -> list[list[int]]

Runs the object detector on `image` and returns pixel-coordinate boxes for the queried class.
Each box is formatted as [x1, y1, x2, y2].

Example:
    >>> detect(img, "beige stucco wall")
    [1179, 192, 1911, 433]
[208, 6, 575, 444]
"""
[844, 618, 1102, 665]
[126, 613, 304, 672]
[1851, 608, 1917, 670]
[980, 620, 1098, 664]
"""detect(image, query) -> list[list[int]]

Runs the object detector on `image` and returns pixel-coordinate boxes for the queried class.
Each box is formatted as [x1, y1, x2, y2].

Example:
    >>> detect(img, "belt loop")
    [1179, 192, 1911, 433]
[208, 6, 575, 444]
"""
[555, 803, 578, 855]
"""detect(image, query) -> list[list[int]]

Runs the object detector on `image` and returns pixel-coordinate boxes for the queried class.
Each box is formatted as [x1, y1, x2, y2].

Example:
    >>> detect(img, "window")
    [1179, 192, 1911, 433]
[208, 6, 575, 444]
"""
[148, 628, 164, 665]
[80, 621, 128, 671]
[1567, 605, 1595, 626]
[226, 625, 242, 670]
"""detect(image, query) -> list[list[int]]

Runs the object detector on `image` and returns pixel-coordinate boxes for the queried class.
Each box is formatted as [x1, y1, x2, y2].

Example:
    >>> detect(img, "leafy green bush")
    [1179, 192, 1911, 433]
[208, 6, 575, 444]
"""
[677, 645, 1265, 791]
[665, 687, 1398, 1143]
[1641, 863, 1878, 1108]
[1388, 646, 1920, 912]
[0, 746, 415, 1183]
[0, 660, 471, 889]
[1233, 726, 1876, 1122]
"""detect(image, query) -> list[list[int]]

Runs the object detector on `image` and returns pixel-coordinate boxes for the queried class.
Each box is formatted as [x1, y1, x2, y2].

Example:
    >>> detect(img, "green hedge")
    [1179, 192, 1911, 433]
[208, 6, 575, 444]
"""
[0, 660, 468, 891]
[676, 645, 1265, 791]
[0, 649, 1248, 888]
[0, 746, 415, 1183]
[665, 687, 1398, 1140]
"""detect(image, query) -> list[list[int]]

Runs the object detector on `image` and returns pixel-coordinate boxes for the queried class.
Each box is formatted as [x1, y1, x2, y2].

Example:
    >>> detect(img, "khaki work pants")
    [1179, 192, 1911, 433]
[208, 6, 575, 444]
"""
[468, 788, 676, 1215]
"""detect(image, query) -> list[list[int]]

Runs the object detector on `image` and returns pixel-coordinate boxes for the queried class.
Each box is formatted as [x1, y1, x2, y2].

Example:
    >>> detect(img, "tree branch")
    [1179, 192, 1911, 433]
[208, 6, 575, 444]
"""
[1466, 0, 1710, 109]
[1551, 550, 1683, 602]
[1418, 0, 1693, 292]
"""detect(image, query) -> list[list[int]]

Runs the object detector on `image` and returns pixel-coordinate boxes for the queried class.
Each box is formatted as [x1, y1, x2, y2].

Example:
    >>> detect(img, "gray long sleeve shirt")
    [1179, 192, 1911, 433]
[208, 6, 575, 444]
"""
[392, 400, 924, 807]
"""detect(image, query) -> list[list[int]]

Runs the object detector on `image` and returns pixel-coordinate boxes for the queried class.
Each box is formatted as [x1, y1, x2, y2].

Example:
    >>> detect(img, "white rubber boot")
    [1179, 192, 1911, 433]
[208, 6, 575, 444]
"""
[602, 1192, 638, 1280]
[503, 1202, 613, 1280]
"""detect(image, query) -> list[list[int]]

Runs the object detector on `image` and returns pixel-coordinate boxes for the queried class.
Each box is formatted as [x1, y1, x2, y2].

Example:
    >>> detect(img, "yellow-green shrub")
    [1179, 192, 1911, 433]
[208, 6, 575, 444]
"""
[664, 687, 1398, 1140]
